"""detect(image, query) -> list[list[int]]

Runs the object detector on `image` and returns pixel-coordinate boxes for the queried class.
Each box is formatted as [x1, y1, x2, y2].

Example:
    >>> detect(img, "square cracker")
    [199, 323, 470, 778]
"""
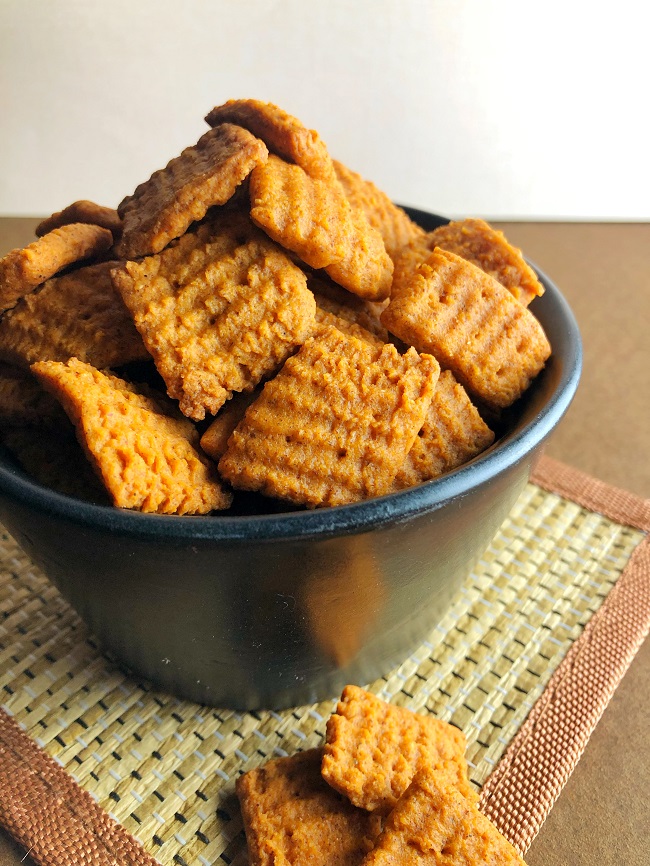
[361, 769, 527, 866]
[322, 685, 473, 814]
[116, 123, 268, 259]
[236, 749, 383, 866]
[218, 327, 439, 508]
[31, 358, 231, 514]
[111, 213, 316, 421]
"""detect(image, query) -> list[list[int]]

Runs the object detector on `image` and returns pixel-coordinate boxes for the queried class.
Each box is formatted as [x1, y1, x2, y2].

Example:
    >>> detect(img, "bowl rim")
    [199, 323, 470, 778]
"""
[0, 210, 582, 543]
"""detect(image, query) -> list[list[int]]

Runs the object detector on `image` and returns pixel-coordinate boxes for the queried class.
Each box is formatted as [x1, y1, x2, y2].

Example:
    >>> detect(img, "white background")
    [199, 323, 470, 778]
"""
[1, 0, 648, 219]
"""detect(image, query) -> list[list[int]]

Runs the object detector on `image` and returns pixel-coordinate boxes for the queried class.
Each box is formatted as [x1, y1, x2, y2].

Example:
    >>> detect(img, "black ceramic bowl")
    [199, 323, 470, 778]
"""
[0, 209, 581, 710]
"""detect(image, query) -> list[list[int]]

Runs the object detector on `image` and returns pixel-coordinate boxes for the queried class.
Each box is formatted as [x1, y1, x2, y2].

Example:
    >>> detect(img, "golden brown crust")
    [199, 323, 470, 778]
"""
[322, 685, 473, 814]
[199, 390, 260, 461]
[0, 363, 66, 426]
[31, 358, 231, 514]
[112, 213, 316, 421]
[116, 124, 268, 259]
[313, 306, 386, 347]
[35, 200, 122, 238]
[381, 249, 551, 410]
[236, 749, 383, 866]
[0, 224, 114, 313]
[361, 769, 527, 866]
[219, 327, 439, 508]
[0, 261, 148, 370]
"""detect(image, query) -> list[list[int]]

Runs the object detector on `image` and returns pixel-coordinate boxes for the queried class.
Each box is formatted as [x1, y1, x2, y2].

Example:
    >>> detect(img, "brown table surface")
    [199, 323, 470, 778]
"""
[1, 219, 649, 865]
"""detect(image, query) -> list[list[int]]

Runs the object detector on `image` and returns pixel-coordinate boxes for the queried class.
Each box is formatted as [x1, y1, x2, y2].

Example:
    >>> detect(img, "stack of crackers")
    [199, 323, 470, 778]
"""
[0, 99, 551, 514]
[237, 685, 527, 865]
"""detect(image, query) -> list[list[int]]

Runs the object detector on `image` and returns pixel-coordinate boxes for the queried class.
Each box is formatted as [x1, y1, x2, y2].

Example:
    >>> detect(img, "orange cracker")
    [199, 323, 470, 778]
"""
[199, 390, 260, 461]
[205, 98, 336, 182]
[249, 155, 393, 300]
[322, 686, 473, 814]
[381, 249, 551, 410]
[361, 769, 527, 866]
[236, 749, 383, 866]
[0, 223, 113, 313]
[115, 124, 268, 259]
[314, 305, 385, 348]
[308, 273, 389, 339]
[393, 218, 544, 306]
[31, 358, 231, 514]
[111, 213, 316, 421]
[0, 363, 66, 426]
[0, 261, 148, 370]
[35, 200, 122, 238]
[333, 160, 425, 260]
[392, 370, 495, 490]
[219, 327, 439, 508]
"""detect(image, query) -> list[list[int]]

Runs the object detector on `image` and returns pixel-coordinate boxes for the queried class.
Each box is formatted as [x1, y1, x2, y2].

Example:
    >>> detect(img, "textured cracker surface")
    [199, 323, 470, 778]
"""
[392, 371, 494, 490]
[322, 686, 472, 814]
[0, 363, 66, 425]
[0, 261, 148, 369]
[236, 749, 383, 866]
[308, 273, 389, 341]
[35, 200, 122, 238]
[116, 124, 268, 258]
[199, 390, 259, 461]
[382, 249, 551, 409]
[362, 770, 527, 866]
[0, 223, 113, 313]
[111, 214, 316, 420]
[219, 327, 439, 507]
[314, 306, 386, 347]
[31, 358, 231, 514]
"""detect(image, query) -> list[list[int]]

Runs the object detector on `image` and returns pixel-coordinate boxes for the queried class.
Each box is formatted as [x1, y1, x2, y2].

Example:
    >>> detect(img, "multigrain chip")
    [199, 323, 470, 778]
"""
[236, 749, 384, 866]
[392, 371, 495, 490]
[0, 223, 113, 313]
[333, 160, 425, 260]
[393, 218, 544, 306]
[0, 261, 148, 370]
[199, 390, 260, 462]
[116, 124, 269, 259]
[111, 214, 316, 420]
[322, 685, 473, 814]
[249, 155, 393, 300]
[205, 98, 336, 182]
[361, 770, 527, 866]
[31, 358, 231, 514]
[0, 363, 66, 426]
[35, 200, 122, 238]
[219, 327, 440, 508]
[382, 249, 551, 410]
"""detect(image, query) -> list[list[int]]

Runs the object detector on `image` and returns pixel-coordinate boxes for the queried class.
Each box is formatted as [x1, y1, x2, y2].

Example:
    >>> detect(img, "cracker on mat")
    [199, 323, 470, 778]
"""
[0, 223, 113, 313]
[116, 124, 269, 259]
[0, 261, 149, 370]
[35, 200, 122, 238]
[111, 214, 316, 421]
[31, 358, 231, 514]
[361, 769, 527, 866]
[0, 363, 66, 426]
[381, 249, 551, 410]
[322, 685, 473, 814]
[249, 155, 393, 300]
[237, 748, 383, 866]
[219, 327, 439, 508]
[205, 98, 336, 182]
[392, 370, 495, 490]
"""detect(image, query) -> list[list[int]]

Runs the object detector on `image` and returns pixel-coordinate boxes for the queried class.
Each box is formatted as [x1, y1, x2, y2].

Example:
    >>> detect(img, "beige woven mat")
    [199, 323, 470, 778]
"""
[0, 456, 649, 865]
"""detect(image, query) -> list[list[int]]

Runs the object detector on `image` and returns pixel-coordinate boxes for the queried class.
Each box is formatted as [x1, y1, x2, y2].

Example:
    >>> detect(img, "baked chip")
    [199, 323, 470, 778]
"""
[0, 363, 66, 426]
[322, 685, 473, 814]
[31, 358, 231, 514]
[361, 770, 527, 866]
[205, 98, 336, 182]
[111, 214, 316, 420]
[0, 223, 113, 313]
[249, 155, 393, 300]
[219, 327, 439, 507]
[333, 160, 425, 260]
[236, 749, 383, 866]
[381, 249, 551, 410]
[0, 261, 148, 370]
[314, 306, 385, 348]
[308, 274, 389, 340]
[392, 371, 495, 490]
[35, 200, 122, 238]
[116, 124, 268, 259]
[199, 390, 260, 461]
[393, 218, 544, 306]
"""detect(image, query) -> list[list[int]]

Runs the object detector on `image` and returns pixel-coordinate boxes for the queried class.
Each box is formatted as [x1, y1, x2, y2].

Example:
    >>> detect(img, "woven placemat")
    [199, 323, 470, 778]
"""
[0, 456, 649, 866]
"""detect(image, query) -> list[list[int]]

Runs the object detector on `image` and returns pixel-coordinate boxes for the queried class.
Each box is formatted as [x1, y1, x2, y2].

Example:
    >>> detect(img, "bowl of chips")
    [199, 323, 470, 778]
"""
[0, 101, 581, 709]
